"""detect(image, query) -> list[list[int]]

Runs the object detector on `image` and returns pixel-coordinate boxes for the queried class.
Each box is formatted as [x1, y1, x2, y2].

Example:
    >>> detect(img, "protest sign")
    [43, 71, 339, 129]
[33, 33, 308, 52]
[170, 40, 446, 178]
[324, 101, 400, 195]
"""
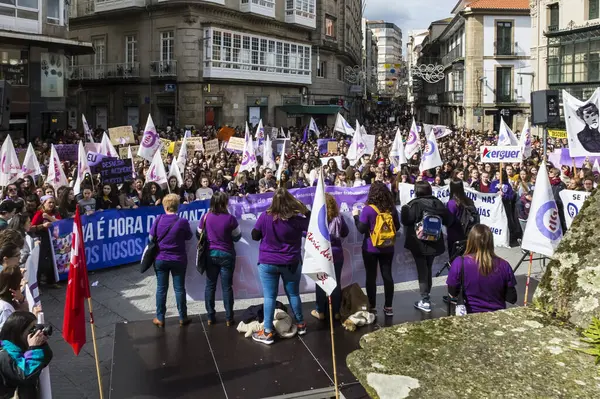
[87, 152, 110, 173]
[98, 158, 133, 185]
[559, 190, 592, 229]
[364, 134, 376, 155]
[327, 141, 338, 154]
[317, 139, 336, 154]
[159, 138, 171, 160]
[480, 146, 522, 163]
[187, 137, 204, 156]
[321, 156, 343, 169]
[118, 145, 142, 163]
[108, 126, 135, 145]
[204, 139, 219, 156]
[227, 137, 245, 153]
[85, 143, 101, 154]
[217, 126, 236, 141]
[548, 129, 567, 139]
[54, 144, 78, 162]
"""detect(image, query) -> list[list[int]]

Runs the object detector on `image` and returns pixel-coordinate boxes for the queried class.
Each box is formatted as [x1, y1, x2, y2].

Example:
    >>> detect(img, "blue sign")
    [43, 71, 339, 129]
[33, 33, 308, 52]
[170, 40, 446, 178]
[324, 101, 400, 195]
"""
[165, 84, 176, 92]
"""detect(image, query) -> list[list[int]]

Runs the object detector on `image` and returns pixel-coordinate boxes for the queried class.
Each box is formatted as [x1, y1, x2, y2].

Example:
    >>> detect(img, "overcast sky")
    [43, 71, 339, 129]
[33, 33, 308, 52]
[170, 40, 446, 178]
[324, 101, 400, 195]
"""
[364, 0, 454, 49]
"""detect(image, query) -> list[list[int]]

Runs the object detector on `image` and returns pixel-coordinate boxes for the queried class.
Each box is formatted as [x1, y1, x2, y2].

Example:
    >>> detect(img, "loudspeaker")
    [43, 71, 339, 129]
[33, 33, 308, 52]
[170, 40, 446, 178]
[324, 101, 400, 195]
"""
[0, 80, 11, 130]
[531, 89, 560, 127]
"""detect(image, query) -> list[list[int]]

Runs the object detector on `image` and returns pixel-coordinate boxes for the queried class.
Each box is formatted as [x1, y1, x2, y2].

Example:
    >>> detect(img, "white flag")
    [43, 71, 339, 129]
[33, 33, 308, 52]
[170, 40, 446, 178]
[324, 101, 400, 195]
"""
[521, 161, 563, 257]
[138, 115, 161, 161]
[309, 117, 321, 137]
[263, 135, 276, 170]
[239, 122, 257, 173]
[419, 130, 443, 172]
[347, 121, 366, 166]
[82, 114, 94, 143]
[99, 132, 118, 158]
[302, 169, 337, 296]
[389, 127, 408, 168]
[20, 143, 41, 179]
[146, 149, 168, 186]
[498, 117, 519, 147]
[424, 124, 452, 140]
[184, 130, 192, 138]
[593, 159, 600, 174]
[73, 141, 91, 195]
[275, 140, 286, 182]
[255, 119, 265, 145]
[176, 137, 187, 172]
[168, 159, 184, 186]
[404, 118, 421, 159]
[279, 127, 286, 138]
[45, 144, 69, 189]
[0, 135, 21, 186]
[334, 113, 355, 136]
[519, 118, 533, 158]
[128, 146, 137, 179]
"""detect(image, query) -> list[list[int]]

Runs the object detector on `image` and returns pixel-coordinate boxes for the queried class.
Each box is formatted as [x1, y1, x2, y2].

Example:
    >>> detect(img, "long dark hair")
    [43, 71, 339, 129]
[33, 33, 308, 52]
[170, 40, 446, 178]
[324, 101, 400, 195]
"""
[0, 266, 23, 303]
[209, 192, 230, 215]
[449, 179, 474, 208]
[8, 213, 31, 237]
[267, 187, 308, 221]
[0, 311, 36, 350]
[366, 181, 395, 213]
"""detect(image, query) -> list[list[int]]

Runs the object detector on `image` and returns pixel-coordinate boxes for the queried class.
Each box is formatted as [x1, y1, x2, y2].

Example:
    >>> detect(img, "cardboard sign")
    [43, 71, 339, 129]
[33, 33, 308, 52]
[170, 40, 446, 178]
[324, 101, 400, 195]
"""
[118, 145, 142, 164]
[98, 158, 133, 185]
[159, 139, 171, 161]
[187, 137, 204, 151]
[227, 137, 245, 153]
[327, 141, 338, 154]
[548, 129, 567, 139]
[109, 126, 136, 146]
[204, 139, 219, 156]
[54, 144, 78, 162]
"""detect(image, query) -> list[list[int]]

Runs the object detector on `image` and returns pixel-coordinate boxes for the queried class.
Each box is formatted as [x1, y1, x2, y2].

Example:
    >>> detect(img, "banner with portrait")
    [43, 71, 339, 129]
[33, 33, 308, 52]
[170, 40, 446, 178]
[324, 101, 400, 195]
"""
[563, 88, 600, 156]
[558, 189, 592, 229]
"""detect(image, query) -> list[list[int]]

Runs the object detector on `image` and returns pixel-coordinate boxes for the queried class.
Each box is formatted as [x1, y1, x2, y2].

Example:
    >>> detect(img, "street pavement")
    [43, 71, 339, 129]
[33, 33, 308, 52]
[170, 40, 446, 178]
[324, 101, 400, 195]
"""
[42, 246, 545, 398]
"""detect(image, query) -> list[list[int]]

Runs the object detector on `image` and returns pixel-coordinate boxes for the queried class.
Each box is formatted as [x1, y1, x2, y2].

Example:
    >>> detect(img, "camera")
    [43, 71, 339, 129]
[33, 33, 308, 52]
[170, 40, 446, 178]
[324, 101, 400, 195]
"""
[29, 324, 53, 337]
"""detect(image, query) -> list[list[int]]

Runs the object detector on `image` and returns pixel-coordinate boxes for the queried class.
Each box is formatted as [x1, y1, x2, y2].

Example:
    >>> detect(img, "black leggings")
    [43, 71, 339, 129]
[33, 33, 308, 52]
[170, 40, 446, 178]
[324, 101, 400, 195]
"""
[411, 251, 435, 300]
[362, 251, 394, 308]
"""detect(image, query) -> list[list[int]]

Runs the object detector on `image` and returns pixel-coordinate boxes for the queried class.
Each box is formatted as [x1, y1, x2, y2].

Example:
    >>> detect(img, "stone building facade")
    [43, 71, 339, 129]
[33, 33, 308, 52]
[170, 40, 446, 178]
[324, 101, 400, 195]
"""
[67, 0, 362, 131]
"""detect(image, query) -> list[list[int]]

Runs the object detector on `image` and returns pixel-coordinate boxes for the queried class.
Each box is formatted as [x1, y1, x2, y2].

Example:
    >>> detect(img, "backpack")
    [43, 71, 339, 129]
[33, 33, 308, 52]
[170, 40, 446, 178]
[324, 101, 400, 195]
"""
[415, 212, 443, 241]
[459, 205, 480, 236]
[369, 205, 396, 248]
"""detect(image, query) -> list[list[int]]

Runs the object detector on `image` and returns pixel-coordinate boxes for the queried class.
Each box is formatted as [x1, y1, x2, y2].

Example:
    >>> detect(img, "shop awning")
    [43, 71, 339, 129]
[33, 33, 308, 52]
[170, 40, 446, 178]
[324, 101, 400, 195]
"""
[277, 105, 341, 115]
[0, 30, 94, 55]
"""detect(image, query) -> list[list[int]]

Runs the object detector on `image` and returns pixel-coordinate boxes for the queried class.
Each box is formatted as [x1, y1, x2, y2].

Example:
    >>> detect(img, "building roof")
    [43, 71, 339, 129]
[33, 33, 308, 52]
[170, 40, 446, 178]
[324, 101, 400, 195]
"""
[466, 0, 530, 10]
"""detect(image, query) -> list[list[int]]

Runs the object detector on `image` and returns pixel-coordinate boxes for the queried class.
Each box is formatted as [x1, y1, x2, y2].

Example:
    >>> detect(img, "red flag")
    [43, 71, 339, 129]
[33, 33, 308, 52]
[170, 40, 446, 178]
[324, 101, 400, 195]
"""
[62, 207, 91, 355]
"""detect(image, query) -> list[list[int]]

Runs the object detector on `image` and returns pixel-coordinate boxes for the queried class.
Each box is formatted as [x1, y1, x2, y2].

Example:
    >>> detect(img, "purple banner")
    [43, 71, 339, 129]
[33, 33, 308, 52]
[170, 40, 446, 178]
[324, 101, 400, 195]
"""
[317, 139, 336, 154]
[55, 144, 78, 162]
[86, 152, 113, 174]
[549, 148, 600, 168]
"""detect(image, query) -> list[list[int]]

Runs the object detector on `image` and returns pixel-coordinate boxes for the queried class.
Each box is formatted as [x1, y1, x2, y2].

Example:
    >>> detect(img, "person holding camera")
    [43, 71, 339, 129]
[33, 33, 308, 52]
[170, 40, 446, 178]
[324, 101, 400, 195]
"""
[0, 311, 53, 398]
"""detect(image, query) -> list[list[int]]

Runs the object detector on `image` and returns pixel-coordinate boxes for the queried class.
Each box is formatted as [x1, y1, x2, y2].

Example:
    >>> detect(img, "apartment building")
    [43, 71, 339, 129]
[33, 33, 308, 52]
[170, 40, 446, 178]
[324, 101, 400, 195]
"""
[366, 20, 402, 95]
[67, 0, 363, 130]
[406, 29, 429, 110]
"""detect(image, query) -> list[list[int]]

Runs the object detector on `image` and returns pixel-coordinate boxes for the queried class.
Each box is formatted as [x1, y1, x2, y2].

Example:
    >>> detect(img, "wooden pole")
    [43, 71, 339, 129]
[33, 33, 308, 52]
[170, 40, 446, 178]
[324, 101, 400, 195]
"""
[572, 158, 577, 179]
[523, 251, 534, 306]
[87, 297, 104, 399]
[328, 296, 340, 399]
[499, 162, 504, 186]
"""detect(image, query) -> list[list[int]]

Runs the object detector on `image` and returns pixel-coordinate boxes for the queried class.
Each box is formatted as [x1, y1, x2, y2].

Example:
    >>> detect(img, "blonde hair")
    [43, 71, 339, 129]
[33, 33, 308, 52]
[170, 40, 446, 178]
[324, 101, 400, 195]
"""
[325, 193, 339, 223]
[464, 224, 497, 276]
[162, 194, 180, 213]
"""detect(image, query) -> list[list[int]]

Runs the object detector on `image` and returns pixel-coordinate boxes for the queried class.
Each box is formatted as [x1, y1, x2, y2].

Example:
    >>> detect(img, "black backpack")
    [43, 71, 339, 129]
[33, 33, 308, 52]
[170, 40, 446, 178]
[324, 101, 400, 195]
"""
[459, 205, 480, 236]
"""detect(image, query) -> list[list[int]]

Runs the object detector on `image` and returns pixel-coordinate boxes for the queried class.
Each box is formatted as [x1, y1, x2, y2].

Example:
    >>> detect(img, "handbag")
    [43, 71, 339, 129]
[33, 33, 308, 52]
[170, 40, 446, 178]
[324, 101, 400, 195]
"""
[196, 213, 209, 275]
[140, 215, 178, 273]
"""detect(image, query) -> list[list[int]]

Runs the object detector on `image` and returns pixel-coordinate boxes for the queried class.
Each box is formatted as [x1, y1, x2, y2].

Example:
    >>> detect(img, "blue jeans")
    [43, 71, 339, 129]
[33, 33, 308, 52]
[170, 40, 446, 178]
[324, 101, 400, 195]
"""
[315, 261, 343, 316]
[155, 260, 187, 322]
[205, 255, 235, 322]
[258, 263, 304, 333]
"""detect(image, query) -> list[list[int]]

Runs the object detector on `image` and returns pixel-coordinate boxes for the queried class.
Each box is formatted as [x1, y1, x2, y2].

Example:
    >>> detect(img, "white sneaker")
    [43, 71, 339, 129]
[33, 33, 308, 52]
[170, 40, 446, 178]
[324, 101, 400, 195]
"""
[414, 300, 432, 313]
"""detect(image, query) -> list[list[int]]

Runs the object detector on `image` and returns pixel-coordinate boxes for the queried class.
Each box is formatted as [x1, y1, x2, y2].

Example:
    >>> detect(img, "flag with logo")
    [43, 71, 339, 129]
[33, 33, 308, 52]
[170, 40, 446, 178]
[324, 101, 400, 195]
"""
[21, 143, 42, 179]
[128, 146, 137, 179]
[424, 124, 452, 140]
[99, 132, 118, 158]
[138, 115, 161, 161]
[239, 122, 258, 173]
[521, 161, 563, 257]
[63, 207, 91, 355]
[146, 149, 168, 186]
[176, 137, 187, 172]
[404, 118, 421, 159]
[309, 117, 321, 137]
[347, 121, 366, 166]
[334, 113, 355, 136]
[389, 127, 408, 168]
[593, 159, 600, 175]
[263, 135, 276, 170]
[419, 130, 443, 172]
[519, 118, 533, 158]
[275, 139, 286, 182]
[498, 117, 519, 147]
[168, 159, 184, 186]
[0, 135, 21, 186]
[82, 114, 94, 143]
[302, 169, 337, 296]
[562, 88, 600, 156]
[255, 119, 265, 148]
[45, 145, 69, 190]
[73, 141, 91, 195]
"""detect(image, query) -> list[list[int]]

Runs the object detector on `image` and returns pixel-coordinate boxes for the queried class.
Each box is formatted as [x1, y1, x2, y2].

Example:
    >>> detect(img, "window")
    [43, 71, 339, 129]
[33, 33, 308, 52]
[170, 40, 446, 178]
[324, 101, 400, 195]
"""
[0, 0, 39, 21]
[548, 3, 559, 30]
[0, 49, 29, 85]
[286, 0, 315, 16]
[495, 21, 513, 56]
[125, 35, 137, 65]
[590, 40, 600, 81]
[496, 67, 512, 102]
[317, 61, 326, 78]
[92, 38, 105, 65]
[589, 0, 599, 20]
[326, 17, 335, 38]
[160, 31, 174, 62]
[337, 64, 342, 80]
[47, 0, 60, 24]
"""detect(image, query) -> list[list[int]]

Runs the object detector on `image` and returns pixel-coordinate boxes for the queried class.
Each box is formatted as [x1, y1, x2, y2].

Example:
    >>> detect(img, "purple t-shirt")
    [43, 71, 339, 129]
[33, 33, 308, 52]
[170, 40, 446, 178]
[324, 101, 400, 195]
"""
[201, 212, 239, 255]
[446, 255, 517, 313]
[359, 205, 400, 253]
[151, 214, 193, 266]
[254, 212, 309, 265]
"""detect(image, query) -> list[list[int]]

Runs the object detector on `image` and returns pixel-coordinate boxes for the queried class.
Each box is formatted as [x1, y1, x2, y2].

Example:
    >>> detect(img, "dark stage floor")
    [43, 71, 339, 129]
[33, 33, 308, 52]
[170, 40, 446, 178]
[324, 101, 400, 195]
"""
[109, 276, 538, 399]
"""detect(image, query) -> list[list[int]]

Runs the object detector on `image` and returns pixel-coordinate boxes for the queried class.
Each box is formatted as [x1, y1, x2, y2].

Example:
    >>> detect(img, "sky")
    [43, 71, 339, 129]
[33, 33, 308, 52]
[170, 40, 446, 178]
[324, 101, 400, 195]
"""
[364, 0, 456, 50]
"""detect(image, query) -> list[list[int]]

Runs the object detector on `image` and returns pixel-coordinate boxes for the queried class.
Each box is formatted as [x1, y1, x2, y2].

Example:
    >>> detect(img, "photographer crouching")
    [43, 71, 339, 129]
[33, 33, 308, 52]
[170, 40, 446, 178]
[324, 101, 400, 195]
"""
[0, 311, 53, 398]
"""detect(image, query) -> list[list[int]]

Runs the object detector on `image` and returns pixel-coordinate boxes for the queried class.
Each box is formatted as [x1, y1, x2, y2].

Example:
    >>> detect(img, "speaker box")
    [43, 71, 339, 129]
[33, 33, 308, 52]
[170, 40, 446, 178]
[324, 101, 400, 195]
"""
[0, 80, 11, 130]
[531, 90, 560, 127]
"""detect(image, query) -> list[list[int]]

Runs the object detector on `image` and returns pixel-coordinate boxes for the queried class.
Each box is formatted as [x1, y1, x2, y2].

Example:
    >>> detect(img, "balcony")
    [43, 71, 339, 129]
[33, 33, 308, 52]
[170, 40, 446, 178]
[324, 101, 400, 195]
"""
[95, 0, 145, 13]
[150, 60, 177, 78]
[547, 25, 559, 32]
[240, 0, 275, 18]
[441, 47, 463, 67]
[495, 93, 513, 103]
[285, 8, 316, 29]
[68, 63, 140, 80]
[494, 41, 518, 57]
[440, 91, 463, 104]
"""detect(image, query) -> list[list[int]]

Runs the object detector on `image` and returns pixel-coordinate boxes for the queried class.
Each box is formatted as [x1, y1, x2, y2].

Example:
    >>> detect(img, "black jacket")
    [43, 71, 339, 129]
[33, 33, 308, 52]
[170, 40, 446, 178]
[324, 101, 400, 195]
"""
[0, 341, 52, 399]
[401, 196, 453, 257]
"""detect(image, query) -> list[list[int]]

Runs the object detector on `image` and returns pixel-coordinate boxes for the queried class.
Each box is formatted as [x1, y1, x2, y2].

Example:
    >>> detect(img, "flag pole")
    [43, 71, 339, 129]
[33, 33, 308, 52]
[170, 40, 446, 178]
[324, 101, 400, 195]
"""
[523, 251, 534, 306]
[86, 297, 104, 399]
[328, 296, 340, 399]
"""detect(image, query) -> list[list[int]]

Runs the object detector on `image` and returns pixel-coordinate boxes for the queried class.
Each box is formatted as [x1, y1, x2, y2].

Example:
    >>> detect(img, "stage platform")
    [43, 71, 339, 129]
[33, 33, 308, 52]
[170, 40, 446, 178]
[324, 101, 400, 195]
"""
[109, 276, 538, 399]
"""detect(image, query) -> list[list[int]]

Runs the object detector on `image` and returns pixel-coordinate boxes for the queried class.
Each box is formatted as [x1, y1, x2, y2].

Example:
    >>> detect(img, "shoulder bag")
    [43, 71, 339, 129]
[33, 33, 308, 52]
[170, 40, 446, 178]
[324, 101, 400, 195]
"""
[196, 213, 209, 275]
[140, 215, 178, 273]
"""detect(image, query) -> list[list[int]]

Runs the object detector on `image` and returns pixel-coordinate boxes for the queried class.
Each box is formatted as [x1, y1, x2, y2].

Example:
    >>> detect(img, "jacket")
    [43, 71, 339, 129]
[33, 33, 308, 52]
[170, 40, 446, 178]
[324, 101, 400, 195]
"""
[0, 340, 53, 399]
[401, 195, 453, 257]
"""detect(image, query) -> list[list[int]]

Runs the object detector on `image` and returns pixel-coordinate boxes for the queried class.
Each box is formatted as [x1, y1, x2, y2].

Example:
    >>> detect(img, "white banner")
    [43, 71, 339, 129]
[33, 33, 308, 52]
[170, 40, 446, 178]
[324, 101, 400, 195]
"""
[398, 183, 509, 247]
[562, 88, 600, 156]
[480, 146, 522, 163]
[320, 156, 343, 169]
[559, 189, 591, 229]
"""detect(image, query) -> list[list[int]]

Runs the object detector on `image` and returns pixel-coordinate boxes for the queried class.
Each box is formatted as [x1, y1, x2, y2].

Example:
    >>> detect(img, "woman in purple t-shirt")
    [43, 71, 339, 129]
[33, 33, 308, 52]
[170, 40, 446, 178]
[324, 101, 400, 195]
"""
[250, 188, 310, 345]
[446, 224, 517, 314]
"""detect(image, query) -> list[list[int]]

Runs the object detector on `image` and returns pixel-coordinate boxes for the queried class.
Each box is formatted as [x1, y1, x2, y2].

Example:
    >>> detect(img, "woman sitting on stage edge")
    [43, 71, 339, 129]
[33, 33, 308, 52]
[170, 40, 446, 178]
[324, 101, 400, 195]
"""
[251, 188, 310, 345]
[198, 192, 241, 326]
[150, 194, 193, 328]
[446, 224, 517, 314]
